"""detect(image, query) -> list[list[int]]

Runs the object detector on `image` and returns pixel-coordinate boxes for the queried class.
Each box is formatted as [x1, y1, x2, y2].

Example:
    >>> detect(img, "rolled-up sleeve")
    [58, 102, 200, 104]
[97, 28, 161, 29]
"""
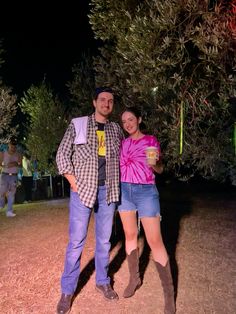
[56, 123, 75, 175]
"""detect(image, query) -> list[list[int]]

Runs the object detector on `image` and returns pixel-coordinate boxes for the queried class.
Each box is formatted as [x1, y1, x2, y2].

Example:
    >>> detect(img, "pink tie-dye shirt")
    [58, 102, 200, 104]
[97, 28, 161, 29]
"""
[120, 135, 161, 184]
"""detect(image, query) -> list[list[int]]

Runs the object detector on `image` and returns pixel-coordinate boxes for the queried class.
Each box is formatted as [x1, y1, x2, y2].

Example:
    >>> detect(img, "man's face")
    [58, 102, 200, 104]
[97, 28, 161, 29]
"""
[93, 92, 114, 118]
[8, 143, 17, 153]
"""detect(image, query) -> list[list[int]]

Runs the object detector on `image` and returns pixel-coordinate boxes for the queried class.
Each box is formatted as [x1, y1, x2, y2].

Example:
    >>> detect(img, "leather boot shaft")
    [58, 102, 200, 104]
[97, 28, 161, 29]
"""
[155, 260, 176, 314]
[123, 248, 141, 298]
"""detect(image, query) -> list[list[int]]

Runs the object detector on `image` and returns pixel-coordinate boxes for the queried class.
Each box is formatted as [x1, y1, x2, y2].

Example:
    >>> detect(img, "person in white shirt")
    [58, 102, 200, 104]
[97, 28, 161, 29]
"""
[0, 138, 22, 217]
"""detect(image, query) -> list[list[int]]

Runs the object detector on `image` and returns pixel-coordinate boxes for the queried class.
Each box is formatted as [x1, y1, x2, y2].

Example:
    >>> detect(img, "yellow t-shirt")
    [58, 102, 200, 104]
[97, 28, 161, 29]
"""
[97, 130, 106, 156]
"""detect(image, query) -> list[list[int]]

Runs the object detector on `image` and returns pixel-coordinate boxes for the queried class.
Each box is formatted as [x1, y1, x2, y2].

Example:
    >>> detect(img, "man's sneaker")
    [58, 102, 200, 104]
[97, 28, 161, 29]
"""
[96, 284, 119, 301]
[56, 293, 73, 314]
[6, 212, 16, 217]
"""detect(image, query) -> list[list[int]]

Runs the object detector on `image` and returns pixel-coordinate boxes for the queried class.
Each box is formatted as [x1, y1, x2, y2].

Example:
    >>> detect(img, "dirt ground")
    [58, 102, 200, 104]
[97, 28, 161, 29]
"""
[0, 182, 235, 314]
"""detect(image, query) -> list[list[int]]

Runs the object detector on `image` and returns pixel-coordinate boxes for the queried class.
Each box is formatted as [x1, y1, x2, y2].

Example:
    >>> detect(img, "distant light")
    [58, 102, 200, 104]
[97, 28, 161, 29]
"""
[152, 87, 158, 93]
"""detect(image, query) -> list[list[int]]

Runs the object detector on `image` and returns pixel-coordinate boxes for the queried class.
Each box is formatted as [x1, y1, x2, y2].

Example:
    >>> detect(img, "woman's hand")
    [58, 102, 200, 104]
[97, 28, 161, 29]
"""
[151, 159, 164, 174]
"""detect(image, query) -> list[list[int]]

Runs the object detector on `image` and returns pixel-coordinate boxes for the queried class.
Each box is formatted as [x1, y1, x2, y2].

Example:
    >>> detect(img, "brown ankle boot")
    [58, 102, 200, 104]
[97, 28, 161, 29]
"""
[123, 248, 142, 298]
[155, 260, 176, 314]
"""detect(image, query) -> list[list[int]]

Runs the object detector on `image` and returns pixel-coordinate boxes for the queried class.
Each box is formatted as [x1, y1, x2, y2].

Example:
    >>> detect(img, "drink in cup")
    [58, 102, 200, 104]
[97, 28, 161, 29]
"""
[145, 146, 159, 166]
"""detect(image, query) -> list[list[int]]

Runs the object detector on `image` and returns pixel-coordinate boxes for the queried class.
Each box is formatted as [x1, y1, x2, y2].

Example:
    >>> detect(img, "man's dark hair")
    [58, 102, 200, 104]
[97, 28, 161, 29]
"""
[93, 87, 114, 100]
[9, 137, 17, 145]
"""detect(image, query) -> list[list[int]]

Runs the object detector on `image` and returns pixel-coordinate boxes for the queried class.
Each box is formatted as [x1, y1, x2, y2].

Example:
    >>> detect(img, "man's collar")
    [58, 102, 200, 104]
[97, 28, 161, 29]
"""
[91, 113, 110, 125]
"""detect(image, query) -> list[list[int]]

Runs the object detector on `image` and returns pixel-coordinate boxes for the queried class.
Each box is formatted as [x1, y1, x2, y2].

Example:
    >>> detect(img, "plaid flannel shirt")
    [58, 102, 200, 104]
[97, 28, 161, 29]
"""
[56, 114, 124, 208]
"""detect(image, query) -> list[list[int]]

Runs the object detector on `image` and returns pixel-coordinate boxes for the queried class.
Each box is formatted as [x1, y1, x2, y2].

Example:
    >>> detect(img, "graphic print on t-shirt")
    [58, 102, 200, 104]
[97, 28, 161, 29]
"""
[96, 122, 106, 184]
[97, 130, 106, 156]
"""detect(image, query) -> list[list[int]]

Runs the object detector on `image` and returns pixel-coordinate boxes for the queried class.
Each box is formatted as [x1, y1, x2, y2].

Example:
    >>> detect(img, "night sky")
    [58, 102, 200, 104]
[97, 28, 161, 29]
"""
[0, 1, 98, 98]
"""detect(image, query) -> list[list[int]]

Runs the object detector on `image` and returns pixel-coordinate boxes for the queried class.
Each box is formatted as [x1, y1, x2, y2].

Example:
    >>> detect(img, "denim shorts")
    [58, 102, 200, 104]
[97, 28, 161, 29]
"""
[118, 182, 160, 218]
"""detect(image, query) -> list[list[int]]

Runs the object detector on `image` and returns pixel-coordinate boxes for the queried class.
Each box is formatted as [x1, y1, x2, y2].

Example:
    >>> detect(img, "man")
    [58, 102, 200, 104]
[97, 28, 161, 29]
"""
[56, 87, 124, 314]
[0, 138, 22, 217]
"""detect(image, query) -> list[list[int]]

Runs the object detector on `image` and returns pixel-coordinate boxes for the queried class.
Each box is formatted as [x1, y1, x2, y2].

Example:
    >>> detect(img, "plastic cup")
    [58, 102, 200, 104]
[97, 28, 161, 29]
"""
[145, 146, 158, 166]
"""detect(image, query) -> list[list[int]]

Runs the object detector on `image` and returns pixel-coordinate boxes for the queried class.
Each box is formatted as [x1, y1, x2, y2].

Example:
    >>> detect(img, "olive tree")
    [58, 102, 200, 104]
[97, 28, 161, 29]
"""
[89, 0, 236, 183]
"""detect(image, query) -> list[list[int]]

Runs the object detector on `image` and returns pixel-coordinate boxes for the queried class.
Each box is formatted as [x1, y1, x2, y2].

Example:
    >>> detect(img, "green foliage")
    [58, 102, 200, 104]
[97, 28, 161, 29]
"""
[67, 53, 95, 117]
[0, 40, 18, 142]
[90, 0, 236, 183]
[0, 39, 5, 72]
[19, 82, 67, 174]
[0, 86, 17, 142]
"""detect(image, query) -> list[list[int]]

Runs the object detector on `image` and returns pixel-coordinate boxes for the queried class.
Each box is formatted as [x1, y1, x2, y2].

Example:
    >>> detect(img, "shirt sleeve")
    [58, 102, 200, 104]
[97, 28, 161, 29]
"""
[56, 122, 75, 175]
[151, 136, 161, 155]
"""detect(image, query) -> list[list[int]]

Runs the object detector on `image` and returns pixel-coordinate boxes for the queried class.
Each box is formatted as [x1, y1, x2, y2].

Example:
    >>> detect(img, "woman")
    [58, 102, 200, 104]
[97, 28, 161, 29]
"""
[118, 107, 175, 314]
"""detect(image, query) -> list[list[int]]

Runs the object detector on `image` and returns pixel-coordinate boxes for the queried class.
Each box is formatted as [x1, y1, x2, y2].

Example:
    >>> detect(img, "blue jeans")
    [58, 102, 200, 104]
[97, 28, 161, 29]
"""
[61, 186, 116, 294]
[0, 174, 17, 213]
[118, 182, 160, 218]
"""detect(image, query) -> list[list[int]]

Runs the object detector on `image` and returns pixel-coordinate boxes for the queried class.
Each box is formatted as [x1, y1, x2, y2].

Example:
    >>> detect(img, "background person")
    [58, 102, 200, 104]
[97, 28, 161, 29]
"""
[118, 107, 175, 314]
[32, 157, 40, 193]
[22, 153, 33, 202]
[55, 87, 124, 314]
[0, 138, 22, 217]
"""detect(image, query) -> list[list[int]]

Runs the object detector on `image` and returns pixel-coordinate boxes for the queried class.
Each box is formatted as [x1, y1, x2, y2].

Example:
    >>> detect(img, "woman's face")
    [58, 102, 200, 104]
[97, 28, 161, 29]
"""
[121, 111, 141, 135]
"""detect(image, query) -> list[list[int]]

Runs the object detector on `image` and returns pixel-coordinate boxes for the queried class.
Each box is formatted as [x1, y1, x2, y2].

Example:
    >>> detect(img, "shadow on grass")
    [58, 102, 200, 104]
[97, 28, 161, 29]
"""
[74, 212, 126, 297]
[74, 181, 193, 299]
[159, 180, 193, 298]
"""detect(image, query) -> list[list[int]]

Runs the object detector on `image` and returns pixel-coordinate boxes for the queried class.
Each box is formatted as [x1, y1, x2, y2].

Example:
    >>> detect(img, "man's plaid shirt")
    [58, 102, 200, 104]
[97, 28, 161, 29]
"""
[56, 114, 124, 208]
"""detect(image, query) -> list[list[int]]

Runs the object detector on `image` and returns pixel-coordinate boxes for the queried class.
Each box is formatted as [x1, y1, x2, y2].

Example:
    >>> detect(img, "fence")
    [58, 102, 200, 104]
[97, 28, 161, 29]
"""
[15, 175, 70, 203]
